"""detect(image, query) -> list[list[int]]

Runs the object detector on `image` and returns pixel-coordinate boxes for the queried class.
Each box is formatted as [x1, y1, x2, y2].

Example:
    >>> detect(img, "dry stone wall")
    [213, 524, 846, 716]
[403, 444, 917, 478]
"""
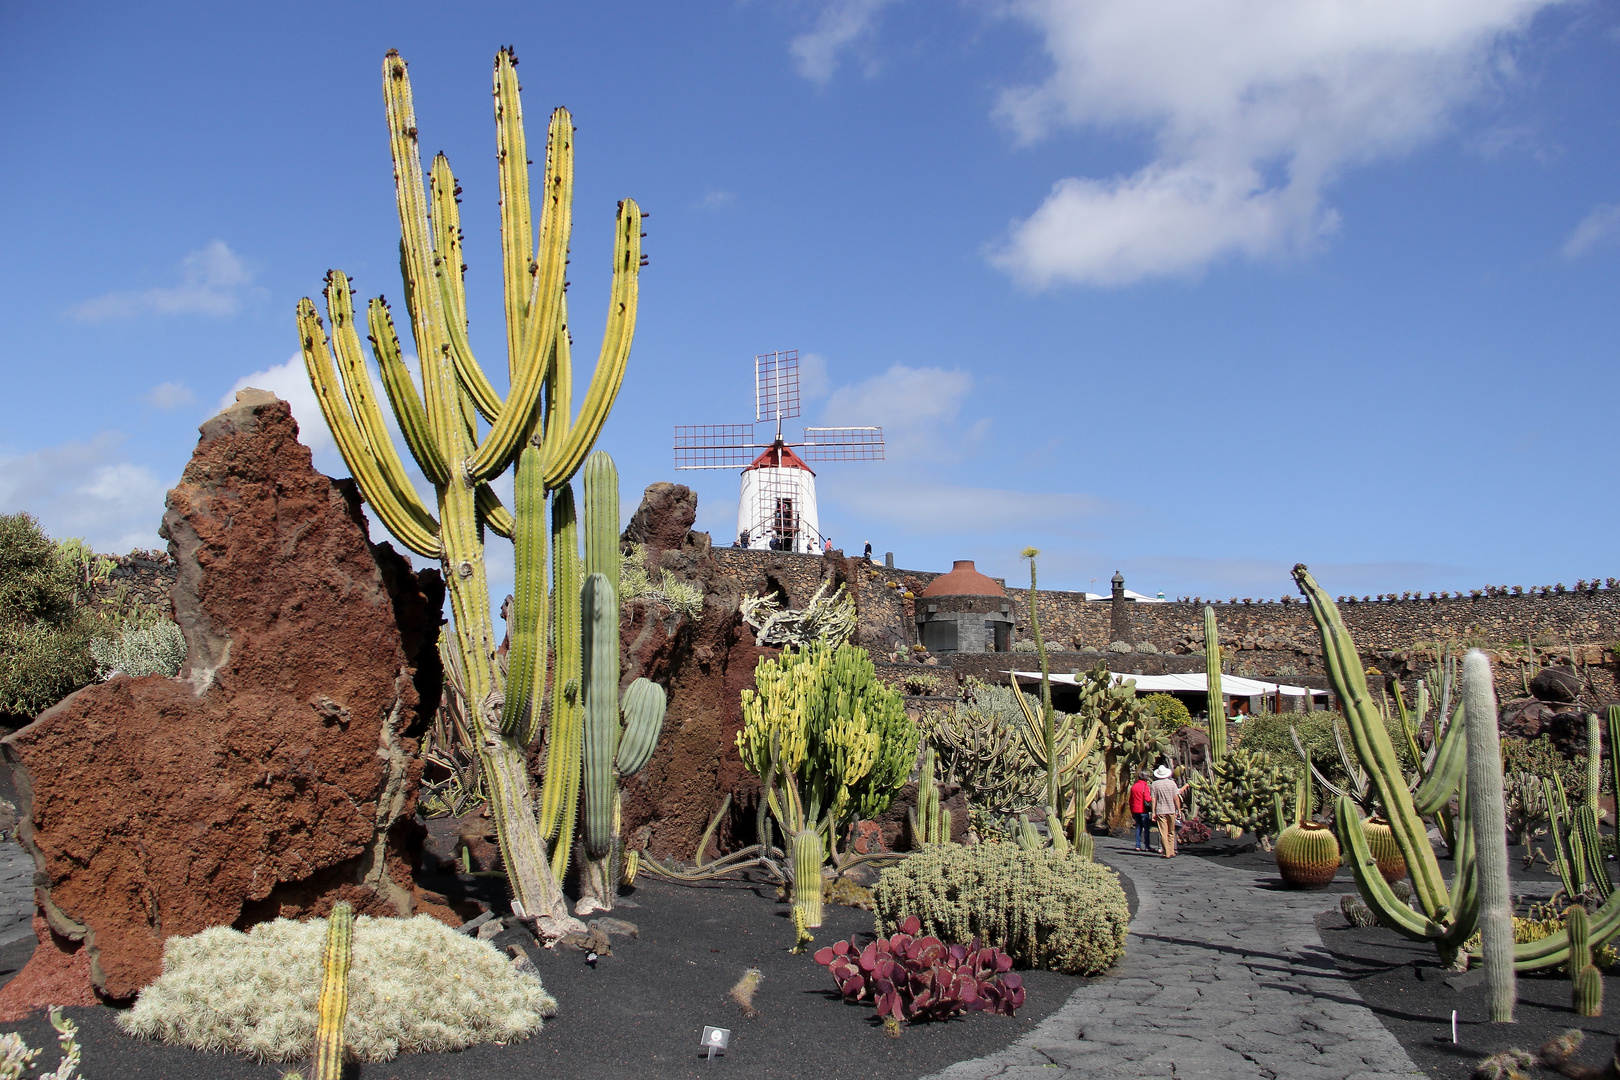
[708, 548, 1620, 706]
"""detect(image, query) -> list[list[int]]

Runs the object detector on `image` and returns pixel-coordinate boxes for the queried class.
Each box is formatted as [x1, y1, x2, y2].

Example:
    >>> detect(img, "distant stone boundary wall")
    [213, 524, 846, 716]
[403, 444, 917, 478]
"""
[707, 546, 1620, 704]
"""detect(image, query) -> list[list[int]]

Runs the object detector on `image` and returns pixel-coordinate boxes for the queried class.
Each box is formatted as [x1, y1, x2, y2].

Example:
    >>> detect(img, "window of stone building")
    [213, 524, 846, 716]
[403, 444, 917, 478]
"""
[987, 621, 1010, 652]
[923, 620, 958, 654]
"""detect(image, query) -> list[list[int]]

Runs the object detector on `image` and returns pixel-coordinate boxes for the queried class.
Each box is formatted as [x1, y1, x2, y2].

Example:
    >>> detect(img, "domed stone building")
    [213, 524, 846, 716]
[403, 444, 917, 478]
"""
[916, 560, 1014, 654]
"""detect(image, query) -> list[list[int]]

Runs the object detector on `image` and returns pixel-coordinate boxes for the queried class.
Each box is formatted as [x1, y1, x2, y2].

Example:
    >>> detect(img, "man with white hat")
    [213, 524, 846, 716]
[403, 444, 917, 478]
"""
[1150, 763, 1186, 858]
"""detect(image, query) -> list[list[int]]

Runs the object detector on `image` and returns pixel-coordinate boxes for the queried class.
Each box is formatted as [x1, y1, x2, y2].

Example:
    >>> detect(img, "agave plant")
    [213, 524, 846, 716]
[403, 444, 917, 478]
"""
[813, 916, 1024, 1033]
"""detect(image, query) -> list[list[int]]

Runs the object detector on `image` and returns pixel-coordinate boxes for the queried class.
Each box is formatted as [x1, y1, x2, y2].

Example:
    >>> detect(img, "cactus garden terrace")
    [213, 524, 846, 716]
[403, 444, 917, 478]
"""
[2, 17, 1618, 1080]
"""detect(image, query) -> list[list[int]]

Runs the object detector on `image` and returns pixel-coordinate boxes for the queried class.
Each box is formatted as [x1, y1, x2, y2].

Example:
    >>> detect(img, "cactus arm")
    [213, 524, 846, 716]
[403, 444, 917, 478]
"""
[541, 199, 641, 487]
[1204, 605, 1225, 761]
[1577, 804, 1612, 899]
[541, 300, 572, 468]
[1608, 705, 1620, 809]
[582, 452, 619, 588]
[616, 678, 667, 777]
[499, 444, 548, 743]
[325, 273, 442, 533]
[365, 299, 449, 485]
[1411, 701, 1467, 815]
[581, 572, 620, 859]
[381, 51, 453, 408]
[1545, 779, 1581, 899]
[468, 108, 573, 482]
[298, 300, 441, 557]
[312, 902, 353, 1080]
[476, 483, 515, 538]
[493, 48, 535, 382]
[428, 154, 503, 422]
[1295, 565, 1449, 918]
[1336, 797, 1448, 940]
[539, 486, 582, 840]
[1391, 680, 1423, 769]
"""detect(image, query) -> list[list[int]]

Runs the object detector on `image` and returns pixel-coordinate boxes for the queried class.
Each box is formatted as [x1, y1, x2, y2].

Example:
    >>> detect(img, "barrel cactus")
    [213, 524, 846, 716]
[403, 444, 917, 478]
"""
[1274, 822, 1341, 889]
[1363, 817, 1408, 884]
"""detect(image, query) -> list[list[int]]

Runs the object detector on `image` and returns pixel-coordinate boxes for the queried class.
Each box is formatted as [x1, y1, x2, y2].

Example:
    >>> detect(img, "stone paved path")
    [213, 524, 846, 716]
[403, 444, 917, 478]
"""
[926, 836, 1427, 1080]
[0, 841, 33, 947]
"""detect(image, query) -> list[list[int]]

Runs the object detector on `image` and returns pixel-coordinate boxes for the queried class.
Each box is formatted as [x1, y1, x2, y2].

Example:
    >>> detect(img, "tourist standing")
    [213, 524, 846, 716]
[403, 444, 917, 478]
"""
[1128, 770, 1155, 851]
[1151, 764, 1184, 858]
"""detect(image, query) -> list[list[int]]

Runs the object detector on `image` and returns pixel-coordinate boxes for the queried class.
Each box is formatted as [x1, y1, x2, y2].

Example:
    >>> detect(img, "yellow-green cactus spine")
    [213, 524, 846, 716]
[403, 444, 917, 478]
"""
[1204, 605, 1225, 761]
[1569, 905, 1603, 1016]
[297, 48, 643, 929]
[313, 902, 353, 1080]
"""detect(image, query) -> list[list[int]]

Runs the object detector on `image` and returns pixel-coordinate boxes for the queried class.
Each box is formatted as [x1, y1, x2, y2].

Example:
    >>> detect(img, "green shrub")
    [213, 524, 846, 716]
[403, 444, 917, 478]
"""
[1237, 710, 1416, 792]
[873, 844, 1129, 975]
[1143, 693, 1192, 731]
[0, 514, 97, 722]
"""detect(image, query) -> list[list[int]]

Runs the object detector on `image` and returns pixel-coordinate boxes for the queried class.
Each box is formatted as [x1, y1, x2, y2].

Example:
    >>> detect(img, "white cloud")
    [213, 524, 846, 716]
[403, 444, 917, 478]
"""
[821, 363, 977, 463]
[68, 241, 256, 321]
[790, 0, 896, 84]
[698, 188, 736, 210]
[0, 434, 168, 553]
[991, 0, 1560, 287]
[141, 381, 196, 410]
[1563, 203, 1620, 258]
[798, 352, 831, 400]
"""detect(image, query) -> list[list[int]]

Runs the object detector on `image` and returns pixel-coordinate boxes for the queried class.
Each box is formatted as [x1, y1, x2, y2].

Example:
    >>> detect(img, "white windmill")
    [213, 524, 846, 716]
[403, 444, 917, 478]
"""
[674, 351, 884, 554]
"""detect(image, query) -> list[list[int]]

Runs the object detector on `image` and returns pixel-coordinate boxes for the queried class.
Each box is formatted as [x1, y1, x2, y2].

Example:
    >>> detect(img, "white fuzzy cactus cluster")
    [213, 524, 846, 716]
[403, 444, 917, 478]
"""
[118, 914, 556, 1061]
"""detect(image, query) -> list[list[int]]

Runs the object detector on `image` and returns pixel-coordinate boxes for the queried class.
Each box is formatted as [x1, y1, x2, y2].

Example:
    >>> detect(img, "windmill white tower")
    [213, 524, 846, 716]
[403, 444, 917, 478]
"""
[674, 351, 884, 554]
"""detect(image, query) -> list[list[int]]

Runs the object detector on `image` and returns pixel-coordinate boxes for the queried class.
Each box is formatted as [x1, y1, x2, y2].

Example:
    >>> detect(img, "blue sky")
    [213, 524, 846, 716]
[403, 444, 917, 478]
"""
[2, 1, 1617, 606]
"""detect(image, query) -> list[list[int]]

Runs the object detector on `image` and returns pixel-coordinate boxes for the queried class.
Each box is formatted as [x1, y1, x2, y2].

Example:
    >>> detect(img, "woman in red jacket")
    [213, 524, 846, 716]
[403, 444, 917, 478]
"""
[1128, 769, 1154, 852]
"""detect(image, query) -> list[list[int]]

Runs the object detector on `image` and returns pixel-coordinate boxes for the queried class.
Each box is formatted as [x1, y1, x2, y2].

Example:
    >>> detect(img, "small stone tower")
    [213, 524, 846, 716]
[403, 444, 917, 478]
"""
[917, 561, 1013, 654]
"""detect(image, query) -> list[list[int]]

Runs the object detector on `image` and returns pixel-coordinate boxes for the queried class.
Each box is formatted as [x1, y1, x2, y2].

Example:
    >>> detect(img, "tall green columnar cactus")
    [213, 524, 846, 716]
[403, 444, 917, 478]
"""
[1204, 605, 1226, 761]
[1569, 904, 1604, 1017]
[297, 48, 642, 932]
[540, 485, 583, 880]
[1021, 548, 1060, 810]
[909, 746, 951, 846]
[1463, 649, 1514, 1021]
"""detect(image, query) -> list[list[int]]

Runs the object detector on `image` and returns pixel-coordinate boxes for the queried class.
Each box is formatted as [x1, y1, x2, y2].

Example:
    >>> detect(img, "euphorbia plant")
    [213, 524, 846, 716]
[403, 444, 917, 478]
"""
[813, 916, 1024, 1036]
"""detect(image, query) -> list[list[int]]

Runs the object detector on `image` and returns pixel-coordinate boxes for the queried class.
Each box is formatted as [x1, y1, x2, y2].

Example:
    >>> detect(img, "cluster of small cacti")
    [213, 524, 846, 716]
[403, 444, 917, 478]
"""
[1192, 747, 1294, 844]
[298, 46, 646, 922]
[873, 843, 1129, 975]
[923, 686, 1050, 816]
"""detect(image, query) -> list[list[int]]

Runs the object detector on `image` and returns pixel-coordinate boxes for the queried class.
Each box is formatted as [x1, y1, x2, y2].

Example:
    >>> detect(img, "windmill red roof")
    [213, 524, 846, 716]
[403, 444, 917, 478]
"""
[743, 440, 816, 475]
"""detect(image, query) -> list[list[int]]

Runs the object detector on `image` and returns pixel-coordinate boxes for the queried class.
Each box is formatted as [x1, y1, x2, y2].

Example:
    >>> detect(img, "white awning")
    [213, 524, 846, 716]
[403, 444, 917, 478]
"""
[1004, 670, 1329, 697]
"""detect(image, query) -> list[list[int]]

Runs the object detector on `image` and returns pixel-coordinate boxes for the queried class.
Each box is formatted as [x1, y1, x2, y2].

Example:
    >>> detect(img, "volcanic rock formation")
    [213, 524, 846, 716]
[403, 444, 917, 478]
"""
[0, 389, 449, 1006]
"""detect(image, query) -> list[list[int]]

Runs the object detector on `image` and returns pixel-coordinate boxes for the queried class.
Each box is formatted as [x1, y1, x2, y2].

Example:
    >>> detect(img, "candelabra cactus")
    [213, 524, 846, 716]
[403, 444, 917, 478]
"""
[1464, 648, 1514, 1021]
[1569, 904, 1604, 1017]
[738, 642, 917, 927]
[297, 47, 644, 932]
[1204, 605, 1225, 761]
[313, 902, 353, 1080]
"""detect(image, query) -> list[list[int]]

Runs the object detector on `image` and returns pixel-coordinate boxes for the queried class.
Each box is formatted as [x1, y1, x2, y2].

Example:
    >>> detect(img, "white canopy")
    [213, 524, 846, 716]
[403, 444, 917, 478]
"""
[1005, 670, 1329, 698]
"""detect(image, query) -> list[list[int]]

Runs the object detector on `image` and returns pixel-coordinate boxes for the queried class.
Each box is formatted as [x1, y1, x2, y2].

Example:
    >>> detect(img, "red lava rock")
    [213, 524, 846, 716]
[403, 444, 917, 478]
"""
[0, 918, 99, 1022]
[0, 390, 453, 1004]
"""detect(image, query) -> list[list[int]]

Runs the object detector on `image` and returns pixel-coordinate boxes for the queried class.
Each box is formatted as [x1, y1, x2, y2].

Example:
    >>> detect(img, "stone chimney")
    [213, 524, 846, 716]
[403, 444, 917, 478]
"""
[1109, 570, 1133, 645]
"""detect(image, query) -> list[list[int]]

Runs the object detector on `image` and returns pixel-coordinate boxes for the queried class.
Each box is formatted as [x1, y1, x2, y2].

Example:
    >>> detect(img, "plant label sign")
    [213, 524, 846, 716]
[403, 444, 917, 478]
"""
[701, 1025, 731, 1060]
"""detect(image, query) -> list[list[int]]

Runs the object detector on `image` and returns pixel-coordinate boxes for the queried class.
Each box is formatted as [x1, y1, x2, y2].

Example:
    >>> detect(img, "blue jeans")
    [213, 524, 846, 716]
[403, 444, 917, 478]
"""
[1134, 812, 1154, 850]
